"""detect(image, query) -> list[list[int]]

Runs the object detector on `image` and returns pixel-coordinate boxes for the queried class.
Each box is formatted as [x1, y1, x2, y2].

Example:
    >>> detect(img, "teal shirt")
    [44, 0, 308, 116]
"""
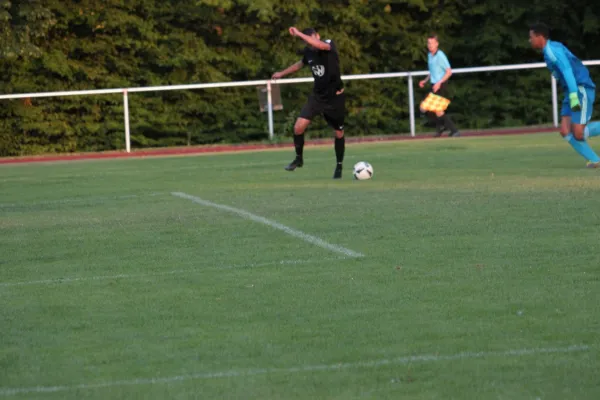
[543, 40, 595, 94]
[428, 50, 451, 84]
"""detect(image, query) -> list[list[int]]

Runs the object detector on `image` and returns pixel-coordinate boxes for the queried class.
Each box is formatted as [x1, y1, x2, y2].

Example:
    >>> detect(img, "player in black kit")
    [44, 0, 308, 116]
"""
[271, 27, 346, 179]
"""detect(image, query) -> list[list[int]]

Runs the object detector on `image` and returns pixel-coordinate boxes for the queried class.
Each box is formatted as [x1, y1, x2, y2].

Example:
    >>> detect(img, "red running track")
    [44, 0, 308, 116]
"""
[0, 126, 555, 165]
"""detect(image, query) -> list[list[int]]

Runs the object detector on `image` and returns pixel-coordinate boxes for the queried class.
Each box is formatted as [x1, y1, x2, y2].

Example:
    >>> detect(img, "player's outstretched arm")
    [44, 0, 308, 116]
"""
[432, 68, 452, 92]
[438, 68, 452, 84]
[289, 27, 331, 51]
[548, 45, 580, 109]
[433, 52, 452, 89]
[272, 61, 304, 80]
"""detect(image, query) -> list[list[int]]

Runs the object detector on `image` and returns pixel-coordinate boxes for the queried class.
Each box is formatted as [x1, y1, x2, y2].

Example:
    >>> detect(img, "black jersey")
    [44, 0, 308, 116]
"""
[302, 39, 343, 101]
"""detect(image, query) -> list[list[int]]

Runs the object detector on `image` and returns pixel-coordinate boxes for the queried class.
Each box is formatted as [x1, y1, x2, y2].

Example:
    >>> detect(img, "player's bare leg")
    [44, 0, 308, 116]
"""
[559, 115, 571, 139]
[285, 118, 310, 171]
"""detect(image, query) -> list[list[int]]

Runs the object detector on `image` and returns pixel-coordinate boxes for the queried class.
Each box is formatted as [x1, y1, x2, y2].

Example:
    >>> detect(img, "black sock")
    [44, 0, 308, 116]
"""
[435, 116, 445, 133]
[442, 114, 458, 133]
[426, 112, 437, 127]
[335, 136, 345, 164]
[294, 134, 304, 159]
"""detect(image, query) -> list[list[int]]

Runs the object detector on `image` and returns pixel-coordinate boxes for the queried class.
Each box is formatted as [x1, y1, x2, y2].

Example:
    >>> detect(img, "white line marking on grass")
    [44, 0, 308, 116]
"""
[0, 345, 589, 396]
[171, 192, 364, 258]
[0, 257, 348, 288]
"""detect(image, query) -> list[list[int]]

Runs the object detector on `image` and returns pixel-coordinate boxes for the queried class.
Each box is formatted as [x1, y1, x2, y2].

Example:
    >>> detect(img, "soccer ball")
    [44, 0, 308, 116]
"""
[353, 161, 373, 180]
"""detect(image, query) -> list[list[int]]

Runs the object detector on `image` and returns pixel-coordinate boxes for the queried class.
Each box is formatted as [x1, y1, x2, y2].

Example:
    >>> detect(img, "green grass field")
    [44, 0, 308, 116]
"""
[1, 133, 600, 399]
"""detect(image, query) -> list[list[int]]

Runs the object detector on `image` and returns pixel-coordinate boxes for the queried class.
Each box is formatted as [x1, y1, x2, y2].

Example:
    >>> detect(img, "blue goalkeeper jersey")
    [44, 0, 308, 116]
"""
[543, 40, 595, 94]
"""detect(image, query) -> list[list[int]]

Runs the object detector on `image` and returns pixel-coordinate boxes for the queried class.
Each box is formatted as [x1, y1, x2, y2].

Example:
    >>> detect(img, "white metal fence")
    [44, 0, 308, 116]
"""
[1, 60, 600, 152]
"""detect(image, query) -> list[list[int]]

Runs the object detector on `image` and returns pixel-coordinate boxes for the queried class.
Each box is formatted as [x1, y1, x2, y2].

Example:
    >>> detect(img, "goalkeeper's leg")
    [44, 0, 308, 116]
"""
[585, 121, 600, 139]
[561, 116, 600, 165]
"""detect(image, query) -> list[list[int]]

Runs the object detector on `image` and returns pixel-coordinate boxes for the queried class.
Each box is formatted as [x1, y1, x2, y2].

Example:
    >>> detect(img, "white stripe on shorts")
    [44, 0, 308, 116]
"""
[578, 86, 588, 125]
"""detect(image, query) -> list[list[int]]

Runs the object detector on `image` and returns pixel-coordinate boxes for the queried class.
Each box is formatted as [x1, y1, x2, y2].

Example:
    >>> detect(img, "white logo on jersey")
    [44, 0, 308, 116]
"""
[312, 65, 325, 77]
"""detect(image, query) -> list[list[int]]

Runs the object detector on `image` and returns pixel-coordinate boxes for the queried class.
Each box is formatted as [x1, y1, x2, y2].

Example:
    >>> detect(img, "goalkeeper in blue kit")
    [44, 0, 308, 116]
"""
[529, 23, 600, 167]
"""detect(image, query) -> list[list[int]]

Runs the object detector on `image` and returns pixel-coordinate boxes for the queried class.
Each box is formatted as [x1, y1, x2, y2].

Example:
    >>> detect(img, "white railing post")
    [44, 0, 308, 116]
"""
[267, 81, 274, 140]
[123, 89, 131, 153]
[551, 76, 558, 128]
[408, 74, 415, 136]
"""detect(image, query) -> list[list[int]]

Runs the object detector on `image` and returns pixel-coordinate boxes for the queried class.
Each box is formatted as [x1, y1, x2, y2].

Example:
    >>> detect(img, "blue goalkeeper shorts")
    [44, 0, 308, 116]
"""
[561, 86, 595, 125]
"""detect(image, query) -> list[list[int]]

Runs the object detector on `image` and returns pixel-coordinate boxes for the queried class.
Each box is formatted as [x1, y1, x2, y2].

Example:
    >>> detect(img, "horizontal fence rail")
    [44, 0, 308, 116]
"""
[2, 61, 600, 152]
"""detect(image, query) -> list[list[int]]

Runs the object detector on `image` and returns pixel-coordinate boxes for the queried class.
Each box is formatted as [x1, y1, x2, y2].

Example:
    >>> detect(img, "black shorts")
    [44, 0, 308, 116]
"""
[299, 92, 345, 131]
[430, 82, 451, 100]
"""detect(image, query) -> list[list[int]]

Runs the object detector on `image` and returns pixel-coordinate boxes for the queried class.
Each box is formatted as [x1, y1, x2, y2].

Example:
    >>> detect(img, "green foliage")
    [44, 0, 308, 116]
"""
[0, 0, 55, 58]
[1, 0, 600, 155]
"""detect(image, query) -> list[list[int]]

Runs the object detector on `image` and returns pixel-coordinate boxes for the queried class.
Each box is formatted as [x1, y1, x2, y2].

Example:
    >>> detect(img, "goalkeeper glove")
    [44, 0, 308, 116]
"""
[569, 92, 581, 111]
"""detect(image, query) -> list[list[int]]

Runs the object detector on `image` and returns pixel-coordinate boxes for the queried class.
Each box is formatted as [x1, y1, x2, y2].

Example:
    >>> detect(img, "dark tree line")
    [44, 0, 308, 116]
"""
[1, 0, 600, 155]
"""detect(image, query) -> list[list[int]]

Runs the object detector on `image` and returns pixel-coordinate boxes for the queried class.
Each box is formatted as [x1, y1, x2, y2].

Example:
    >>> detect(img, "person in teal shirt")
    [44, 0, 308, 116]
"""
[419, 34, 460, 137]
[530, 23, 600, 168]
